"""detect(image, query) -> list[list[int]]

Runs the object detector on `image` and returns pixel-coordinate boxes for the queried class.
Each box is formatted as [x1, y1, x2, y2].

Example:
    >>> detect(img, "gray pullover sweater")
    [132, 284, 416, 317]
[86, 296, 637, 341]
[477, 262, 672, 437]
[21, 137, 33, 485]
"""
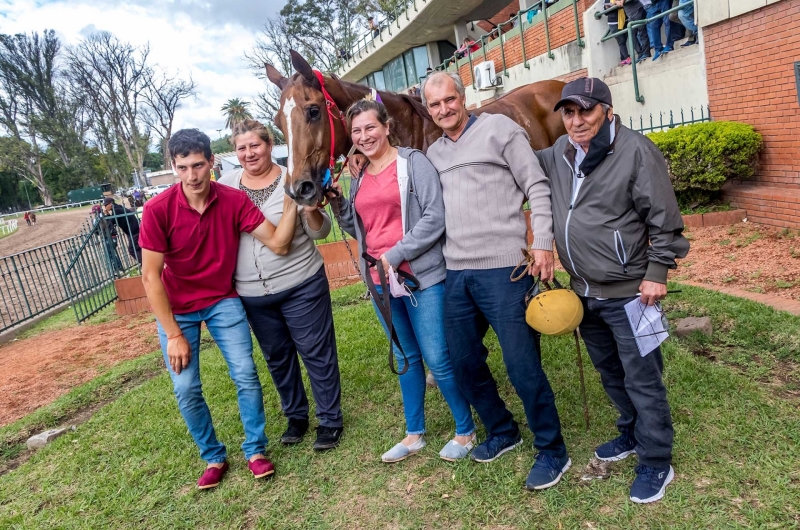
[335, 147, 446, 290]
[219, 167, 331, 297]
[425, 113, 554, 270]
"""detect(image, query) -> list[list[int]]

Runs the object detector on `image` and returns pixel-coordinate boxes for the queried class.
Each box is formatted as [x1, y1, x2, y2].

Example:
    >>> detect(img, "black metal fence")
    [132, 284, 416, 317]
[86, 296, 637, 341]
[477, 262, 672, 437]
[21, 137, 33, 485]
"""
[0, 207, 142, 333]
[629, 105, 711, 134]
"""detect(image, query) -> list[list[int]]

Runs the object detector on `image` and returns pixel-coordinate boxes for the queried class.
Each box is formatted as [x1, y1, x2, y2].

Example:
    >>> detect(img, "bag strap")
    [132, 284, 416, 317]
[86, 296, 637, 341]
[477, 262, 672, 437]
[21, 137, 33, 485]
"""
[362, 252, 409, 376]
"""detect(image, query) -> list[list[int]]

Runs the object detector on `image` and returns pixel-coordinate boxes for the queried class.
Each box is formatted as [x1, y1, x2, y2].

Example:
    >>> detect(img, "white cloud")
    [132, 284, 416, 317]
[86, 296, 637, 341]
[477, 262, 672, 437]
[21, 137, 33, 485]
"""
[0, 0, 281, 139]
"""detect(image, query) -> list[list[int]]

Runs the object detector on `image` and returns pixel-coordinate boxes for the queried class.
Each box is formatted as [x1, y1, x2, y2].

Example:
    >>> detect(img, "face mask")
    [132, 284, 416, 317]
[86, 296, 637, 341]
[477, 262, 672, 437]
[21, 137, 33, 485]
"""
[578, 113, 613, 176]
[388, 266, 417, 306]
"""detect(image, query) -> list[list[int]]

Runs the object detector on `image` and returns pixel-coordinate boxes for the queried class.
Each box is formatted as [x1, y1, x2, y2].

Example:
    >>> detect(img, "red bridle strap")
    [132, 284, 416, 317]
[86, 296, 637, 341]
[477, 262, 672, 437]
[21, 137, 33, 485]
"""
[313, 70, 347, 173]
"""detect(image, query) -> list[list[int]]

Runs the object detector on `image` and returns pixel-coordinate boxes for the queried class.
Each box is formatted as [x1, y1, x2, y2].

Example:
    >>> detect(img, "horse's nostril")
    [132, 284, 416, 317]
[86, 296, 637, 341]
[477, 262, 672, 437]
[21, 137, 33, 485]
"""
[298, 181, 316, 198]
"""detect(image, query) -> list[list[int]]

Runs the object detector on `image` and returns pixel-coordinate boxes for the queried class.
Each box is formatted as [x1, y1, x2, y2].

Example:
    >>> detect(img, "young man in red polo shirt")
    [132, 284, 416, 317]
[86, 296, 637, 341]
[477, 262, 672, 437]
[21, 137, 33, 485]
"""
[139, 129, 298, 489]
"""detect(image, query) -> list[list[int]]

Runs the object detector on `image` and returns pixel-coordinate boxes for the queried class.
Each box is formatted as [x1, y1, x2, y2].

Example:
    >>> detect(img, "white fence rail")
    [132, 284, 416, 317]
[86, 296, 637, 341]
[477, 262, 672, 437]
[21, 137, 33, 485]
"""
[0, 199, 103, 220]
[0, 219, 18, 236]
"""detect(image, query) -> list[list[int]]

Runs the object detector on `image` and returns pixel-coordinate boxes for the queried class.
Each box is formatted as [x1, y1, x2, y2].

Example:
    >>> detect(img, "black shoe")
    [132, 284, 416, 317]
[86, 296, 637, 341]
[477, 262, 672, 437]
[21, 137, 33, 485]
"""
[280, 418, 309, 445]
[313, 425, 342, 451]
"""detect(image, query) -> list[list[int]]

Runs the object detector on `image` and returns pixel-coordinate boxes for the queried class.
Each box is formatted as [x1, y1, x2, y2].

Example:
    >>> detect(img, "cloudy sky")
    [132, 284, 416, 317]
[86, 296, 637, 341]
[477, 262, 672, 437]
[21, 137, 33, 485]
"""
[0, 0, 285, 139]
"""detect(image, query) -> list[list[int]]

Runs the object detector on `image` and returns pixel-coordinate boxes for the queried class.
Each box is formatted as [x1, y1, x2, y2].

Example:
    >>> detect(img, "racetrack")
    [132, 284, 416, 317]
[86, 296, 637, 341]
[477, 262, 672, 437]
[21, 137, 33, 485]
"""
[0, 208, 92, 257]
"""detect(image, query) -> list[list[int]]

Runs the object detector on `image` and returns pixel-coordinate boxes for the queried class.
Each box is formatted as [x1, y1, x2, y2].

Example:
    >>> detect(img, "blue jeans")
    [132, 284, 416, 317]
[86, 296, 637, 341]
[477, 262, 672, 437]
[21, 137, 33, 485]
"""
[157, 297, 268, 463]
[578, 296, 673, 467]
[443, 268, 567, 458]
[646, 0, 673, 52]
[372, 281, 475, 437]
[678, 0, 697, 34]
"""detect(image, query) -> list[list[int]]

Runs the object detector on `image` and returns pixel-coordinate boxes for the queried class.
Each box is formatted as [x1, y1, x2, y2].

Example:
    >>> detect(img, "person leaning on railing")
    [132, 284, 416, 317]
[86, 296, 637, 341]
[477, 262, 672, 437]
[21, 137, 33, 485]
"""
[604, 1, 631, 66]
[103, 197, 142, 265]
[640, 0, 674, 61]
[613, 0, 651, 64]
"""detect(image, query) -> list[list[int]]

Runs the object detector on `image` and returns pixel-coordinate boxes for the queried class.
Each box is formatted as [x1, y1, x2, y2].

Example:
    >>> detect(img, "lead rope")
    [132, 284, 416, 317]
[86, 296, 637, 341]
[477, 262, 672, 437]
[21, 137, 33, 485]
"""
[511, 249, 590, 430]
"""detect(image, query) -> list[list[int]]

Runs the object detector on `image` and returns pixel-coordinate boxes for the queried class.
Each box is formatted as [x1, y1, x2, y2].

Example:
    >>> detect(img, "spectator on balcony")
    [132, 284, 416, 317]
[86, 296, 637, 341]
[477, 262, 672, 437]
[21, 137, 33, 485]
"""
[455, 37, 480, 59]
[640, 0, 674, 61]
[368, 16, 380, 38]
[604, 1, 631, 66]
[338, 48, 350, 61]
[678, 0, 697, 46]
[613, 0, 650, 63]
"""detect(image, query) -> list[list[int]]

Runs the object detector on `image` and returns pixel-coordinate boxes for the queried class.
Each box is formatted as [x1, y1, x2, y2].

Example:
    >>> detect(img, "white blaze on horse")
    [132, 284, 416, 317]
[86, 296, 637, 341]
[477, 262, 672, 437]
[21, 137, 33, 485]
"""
[267, 50, 567, 207]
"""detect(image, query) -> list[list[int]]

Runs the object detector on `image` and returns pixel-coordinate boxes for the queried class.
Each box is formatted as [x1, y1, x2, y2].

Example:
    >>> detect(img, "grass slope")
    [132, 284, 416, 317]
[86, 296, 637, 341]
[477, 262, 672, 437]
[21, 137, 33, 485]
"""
[0, 284, 798, 528]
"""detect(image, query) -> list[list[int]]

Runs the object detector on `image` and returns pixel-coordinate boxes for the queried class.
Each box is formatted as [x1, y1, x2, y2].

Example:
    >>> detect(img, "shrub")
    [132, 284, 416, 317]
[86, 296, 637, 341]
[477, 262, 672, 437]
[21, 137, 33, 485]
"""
[648, 121, 762, 208]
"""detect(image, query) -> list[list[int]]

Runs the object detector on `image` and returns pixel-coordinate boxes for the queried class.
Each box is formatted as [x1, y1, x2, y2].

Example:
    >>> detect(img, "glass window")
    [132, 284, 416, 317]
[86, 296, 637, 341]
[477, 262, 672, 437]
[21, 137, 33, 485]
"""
[383, 56, 406, 92]
[357, 77, 368, 86]
[412, 46, 429, 82]
[372, 70, 386, 90]
[403, 49, 417, 87]
[366, 73, 375, 88]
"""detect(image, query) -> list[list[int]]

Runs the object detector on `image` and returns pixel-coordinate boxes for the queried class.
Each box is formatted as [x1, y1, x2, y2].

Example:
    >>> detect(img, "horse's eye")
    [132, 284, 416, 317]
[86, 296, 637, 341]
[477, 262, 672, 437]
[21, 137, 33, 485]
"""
[306, 106, 321, 121]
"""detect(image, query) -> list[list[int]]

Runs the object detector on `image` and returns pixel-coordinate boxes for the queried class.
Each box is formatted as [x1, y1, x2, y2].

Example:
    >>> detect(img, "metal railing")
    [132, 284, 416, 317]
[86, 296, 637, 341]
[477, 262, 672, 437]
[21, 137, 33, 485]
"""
[595, 0, 695, 104]
[340, 1, 417, 72]
[0, 207, 142, 332]
[435, 0, 585, 89]
[629, 105, 710, 134]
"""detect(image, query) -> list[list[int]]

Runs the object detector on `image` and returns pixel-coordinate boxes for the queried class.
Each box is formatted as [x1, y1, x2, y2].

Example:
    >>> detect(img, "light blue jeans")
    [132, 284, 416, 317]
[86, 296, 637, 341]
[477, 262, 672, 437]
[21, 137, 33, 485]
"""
[679, 0, 697, 34]
[372, 281, 475, 437]
[157, 297, 268, 463]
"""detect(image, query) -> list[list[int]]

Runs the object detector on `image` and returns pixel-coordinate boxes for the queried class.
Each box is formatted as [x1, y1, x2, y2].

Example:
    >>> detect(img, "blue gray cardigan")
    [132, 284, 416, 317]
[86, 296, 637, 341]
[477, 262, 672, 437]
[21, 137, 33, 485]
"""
[335, 147, 446, 290]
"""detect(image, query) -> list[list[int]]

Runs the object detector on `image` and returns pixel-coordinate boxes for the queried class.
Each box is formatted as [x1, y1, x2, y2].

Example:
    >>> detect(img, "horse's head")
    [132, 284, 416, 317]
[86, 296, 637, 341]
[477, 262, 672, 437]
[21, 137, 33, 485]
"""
[266, 51, 349, 206]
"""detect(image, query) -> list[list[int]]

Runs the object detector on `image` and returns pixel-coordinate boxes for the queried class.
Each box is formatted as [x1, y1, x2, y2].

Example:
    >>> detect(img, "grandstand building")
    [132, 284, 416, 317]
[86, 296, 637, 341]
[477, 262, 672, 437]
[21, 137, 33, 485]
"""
[339, 0, 799, 228]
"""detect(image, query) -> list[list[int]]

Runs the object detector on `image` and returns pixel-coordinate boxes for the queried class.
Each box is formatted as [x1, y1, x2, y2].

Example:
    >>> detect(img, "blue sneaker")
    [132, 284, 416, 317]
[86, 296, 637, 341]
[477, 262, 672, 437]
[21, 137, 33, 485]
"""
[662, 46, 674, 53]
[636, 54, 649, 64]
[652, 50, 664, 61]
[594, 432, 637, 462]
[525, 453, 572, 490]
[470, 433, 523, 463]
[630, 464, 674, 504]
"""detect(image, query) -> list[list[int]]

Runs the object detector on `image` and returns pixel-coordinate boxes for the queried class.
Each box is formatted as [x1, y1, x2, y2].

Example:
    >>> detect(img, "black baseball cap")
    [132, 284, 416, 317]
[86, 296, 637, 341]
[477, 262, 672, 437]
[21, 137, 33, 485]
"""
[553, 77, 613, 111]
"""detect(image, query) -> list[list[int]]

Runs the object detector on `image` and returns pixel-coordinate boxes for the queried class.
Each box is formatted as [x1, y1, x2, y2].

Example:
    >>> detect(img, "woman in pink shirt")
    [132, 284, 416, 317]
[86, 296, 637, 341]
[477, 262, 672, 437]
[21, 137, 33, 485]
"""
[331, 100, 475, 463]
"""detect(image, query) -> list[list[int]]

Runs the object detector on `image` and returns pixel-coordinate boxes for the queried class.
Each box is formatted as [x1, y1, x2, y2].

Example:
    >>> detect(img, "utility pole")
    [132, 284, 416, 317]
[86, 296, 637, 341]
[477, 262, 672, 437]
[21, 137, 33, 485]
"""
[216, 129, 223, 139]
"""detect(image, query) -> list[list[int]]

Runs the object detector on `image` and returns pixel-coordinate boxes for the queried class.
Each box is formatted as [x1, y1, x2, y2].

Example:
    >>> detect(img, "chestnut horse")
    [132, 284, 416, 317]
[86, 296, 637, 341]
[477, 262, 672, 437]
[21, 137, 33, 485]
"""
[267, 50, 566, 206]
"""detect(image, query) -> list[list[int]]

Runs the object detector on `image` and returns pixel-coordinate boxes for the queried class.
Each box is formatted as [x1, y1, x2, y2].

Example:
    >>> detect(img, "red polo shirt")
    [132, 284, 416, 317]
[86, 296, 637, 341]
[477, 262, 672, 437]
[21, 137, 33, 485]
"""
[138, 181, 265, 314]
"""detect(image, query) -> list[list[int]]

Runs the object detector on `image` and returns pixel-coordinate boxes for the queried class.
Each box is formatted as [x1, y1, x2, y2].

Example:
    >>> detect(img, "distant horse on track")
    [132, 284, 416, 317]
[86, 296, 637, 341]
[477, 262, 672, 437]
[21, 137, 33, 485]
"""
[267, 50, 567, 206]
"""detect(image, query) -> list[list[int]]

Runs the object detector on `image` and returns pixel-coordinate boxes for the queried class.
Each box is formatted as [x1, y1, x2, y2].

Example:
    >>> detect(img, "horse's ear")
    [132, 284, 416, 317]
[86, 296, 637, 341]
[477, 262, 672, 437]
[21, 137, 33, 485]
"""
[290, 50, 316, 85]
[265, 63, 288, 89]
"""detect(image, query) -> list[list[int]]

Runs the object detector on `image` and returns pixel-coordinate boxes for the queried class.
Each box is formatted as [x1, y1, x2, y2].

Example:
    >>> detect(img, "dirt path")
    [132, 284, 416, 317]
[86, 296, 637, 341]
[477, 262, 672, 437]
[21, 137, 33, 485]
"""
[0, 209, 92, 257]
[0, 312, 159, 426]
[671, 223, 800, 300]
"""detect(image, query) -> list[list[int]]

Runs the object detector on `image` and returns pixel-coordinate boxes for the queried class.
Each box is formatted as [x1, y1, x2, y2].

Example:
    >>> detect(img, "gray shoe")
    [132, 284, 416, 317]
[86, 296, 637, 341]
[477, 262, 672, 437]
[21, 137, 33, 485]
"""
[439, 435, 476, 461]
[381, 437, 426, 463]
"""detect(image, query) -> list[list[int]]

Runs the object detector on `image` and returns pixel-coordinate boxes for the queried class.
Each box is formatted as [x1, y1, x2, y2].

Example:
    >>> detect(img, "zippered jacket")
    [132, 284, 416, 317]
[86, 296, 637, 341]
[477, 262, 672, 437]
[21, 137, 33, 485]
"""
[536, 119, 689, 298]
[335, 147, 446, 290]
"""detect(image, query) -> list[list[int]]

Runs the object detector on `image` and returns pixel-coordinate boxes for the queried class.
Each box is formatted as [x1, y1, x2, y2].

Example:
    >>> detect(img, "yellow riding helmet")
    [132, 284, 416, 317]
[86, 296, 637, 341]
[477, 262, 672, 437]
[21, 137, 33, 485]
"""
[525, 278, 584, 336]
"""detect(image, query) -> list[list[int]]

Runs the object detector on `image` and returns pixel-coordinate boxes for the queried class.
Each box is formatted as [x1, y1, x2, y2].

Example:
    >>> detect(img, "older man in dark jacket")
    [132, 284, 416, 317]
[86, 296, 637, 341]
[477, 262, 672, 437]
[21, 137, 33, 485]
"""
[536, 77, 689, 505]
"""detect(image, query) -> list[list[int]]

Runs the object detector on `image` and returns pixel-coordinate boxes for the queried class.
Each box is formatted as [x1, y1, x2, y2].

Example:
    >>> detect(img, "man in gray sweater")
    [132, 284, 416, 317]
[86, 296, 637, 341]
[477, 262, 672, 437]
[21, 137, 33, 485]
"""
[421, 72, 570, 491]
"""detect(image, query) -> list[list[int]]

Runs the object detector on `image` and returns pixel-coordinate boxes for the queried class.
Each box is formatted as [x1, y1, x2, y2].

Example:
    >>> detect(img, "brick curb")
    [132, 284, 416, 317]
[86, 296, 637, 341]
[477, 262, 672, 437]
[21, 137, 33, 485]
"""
[680, 281, 800, 316]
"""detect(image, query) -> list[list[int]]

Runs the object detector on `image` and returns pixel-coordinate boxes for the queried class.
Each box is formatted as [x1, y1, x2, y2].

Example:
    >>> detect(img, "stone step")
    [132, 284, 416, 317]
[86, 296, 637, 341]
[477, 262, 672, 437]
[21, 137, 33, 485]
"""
[604, 39, 700, 86]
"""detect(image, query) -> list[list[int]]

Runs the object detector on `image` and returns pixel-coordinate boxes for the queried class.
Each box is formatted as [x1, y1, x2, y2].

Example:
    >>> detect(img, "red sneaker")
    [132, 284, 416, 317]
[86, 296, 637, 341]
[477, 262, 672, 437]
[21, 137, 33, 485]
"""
[197, 462, 229, 490]
[248, 457, 275, 479]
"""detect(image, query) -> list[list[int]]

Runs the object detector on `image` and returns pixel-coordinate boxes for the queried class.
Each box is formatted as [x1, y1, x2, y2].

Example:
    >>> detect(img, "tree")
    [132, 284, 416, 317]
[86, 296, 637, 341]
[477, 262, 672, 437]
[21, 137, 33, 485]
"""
[142, 69, 196, 170]
[68, 32, 152, 188]
[210, 134, 232, 154]
[221, 98, 253, 130]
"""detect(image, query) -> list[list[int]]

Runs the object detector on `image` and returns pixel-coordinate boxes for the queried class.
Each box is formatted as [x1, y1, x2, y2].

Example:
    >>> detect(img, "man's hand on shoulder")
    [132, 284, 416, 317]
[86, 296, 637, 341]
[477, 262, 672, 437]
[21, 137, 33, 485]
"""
[528, 249, 554, 282]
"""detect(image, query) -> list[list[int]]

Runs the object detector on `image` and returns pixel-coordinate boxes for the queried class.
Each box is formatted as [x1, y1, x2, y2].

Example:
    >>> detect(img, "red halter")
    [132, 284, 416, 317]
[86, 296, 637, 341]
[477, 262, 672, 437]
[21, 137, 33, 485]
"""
[313, 70, 347, 193]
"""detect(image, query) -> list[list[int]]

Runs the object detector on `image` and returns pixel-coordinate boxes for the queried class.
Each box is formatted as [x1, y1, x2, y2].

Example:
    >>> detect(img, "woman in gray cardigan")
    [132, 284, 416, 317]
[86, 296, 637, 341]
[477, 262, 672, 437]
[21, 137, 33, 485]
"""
[331, 99, 475, 463]
[219, 120, 343, 451]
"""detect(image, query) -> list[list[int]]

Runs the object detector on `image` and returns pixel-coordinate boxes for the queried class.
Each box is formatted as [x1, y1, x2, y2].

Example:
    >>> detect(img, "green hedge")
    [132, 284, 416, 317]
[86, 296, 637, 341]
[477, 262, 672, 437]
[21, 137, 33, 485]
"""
[648, 121, 762, 208]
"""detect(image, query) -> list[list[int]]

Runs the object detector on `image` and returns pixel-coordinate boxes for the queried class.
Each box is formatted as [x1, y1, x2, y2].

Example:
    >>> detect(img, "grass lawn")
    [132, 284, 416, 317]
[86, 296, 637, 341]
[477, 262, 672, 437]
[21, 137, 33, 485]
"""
[0, 282, 798, 528]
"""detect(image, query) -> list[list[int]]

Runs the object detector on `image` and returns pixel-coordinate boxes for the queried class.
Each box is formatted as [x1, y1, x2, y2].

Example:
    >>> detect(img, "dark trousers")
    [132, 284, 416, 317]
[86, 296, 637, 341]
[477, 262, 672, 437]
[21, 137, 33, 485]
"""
[443, 268, 567, 458]
[579, 296, 673, 468]
[623, 2, 651, 58]
[614, 30, 630, 61]
[127, 232, 142, 265]
[240, 266, 343, 428]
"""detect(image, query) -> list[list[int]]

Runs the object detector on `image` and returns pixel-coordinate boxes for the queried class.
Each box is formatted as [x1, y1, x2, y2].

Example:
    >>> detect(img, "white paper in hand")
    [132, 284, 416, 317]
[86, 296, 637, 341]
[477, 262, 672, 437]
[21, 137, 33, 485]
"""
[624, 297, 669, 357]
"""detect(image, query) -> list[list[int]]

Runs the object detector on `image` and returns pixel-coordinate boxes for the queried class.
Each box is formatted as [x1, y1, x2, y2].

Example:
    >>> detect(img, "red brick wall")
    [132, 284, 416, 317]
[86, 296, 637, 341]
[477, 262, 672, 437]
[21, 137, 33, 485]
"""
[476, 1, 521, 34]
[457, 3, 588, 87]
[704, 0, 800, 188]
